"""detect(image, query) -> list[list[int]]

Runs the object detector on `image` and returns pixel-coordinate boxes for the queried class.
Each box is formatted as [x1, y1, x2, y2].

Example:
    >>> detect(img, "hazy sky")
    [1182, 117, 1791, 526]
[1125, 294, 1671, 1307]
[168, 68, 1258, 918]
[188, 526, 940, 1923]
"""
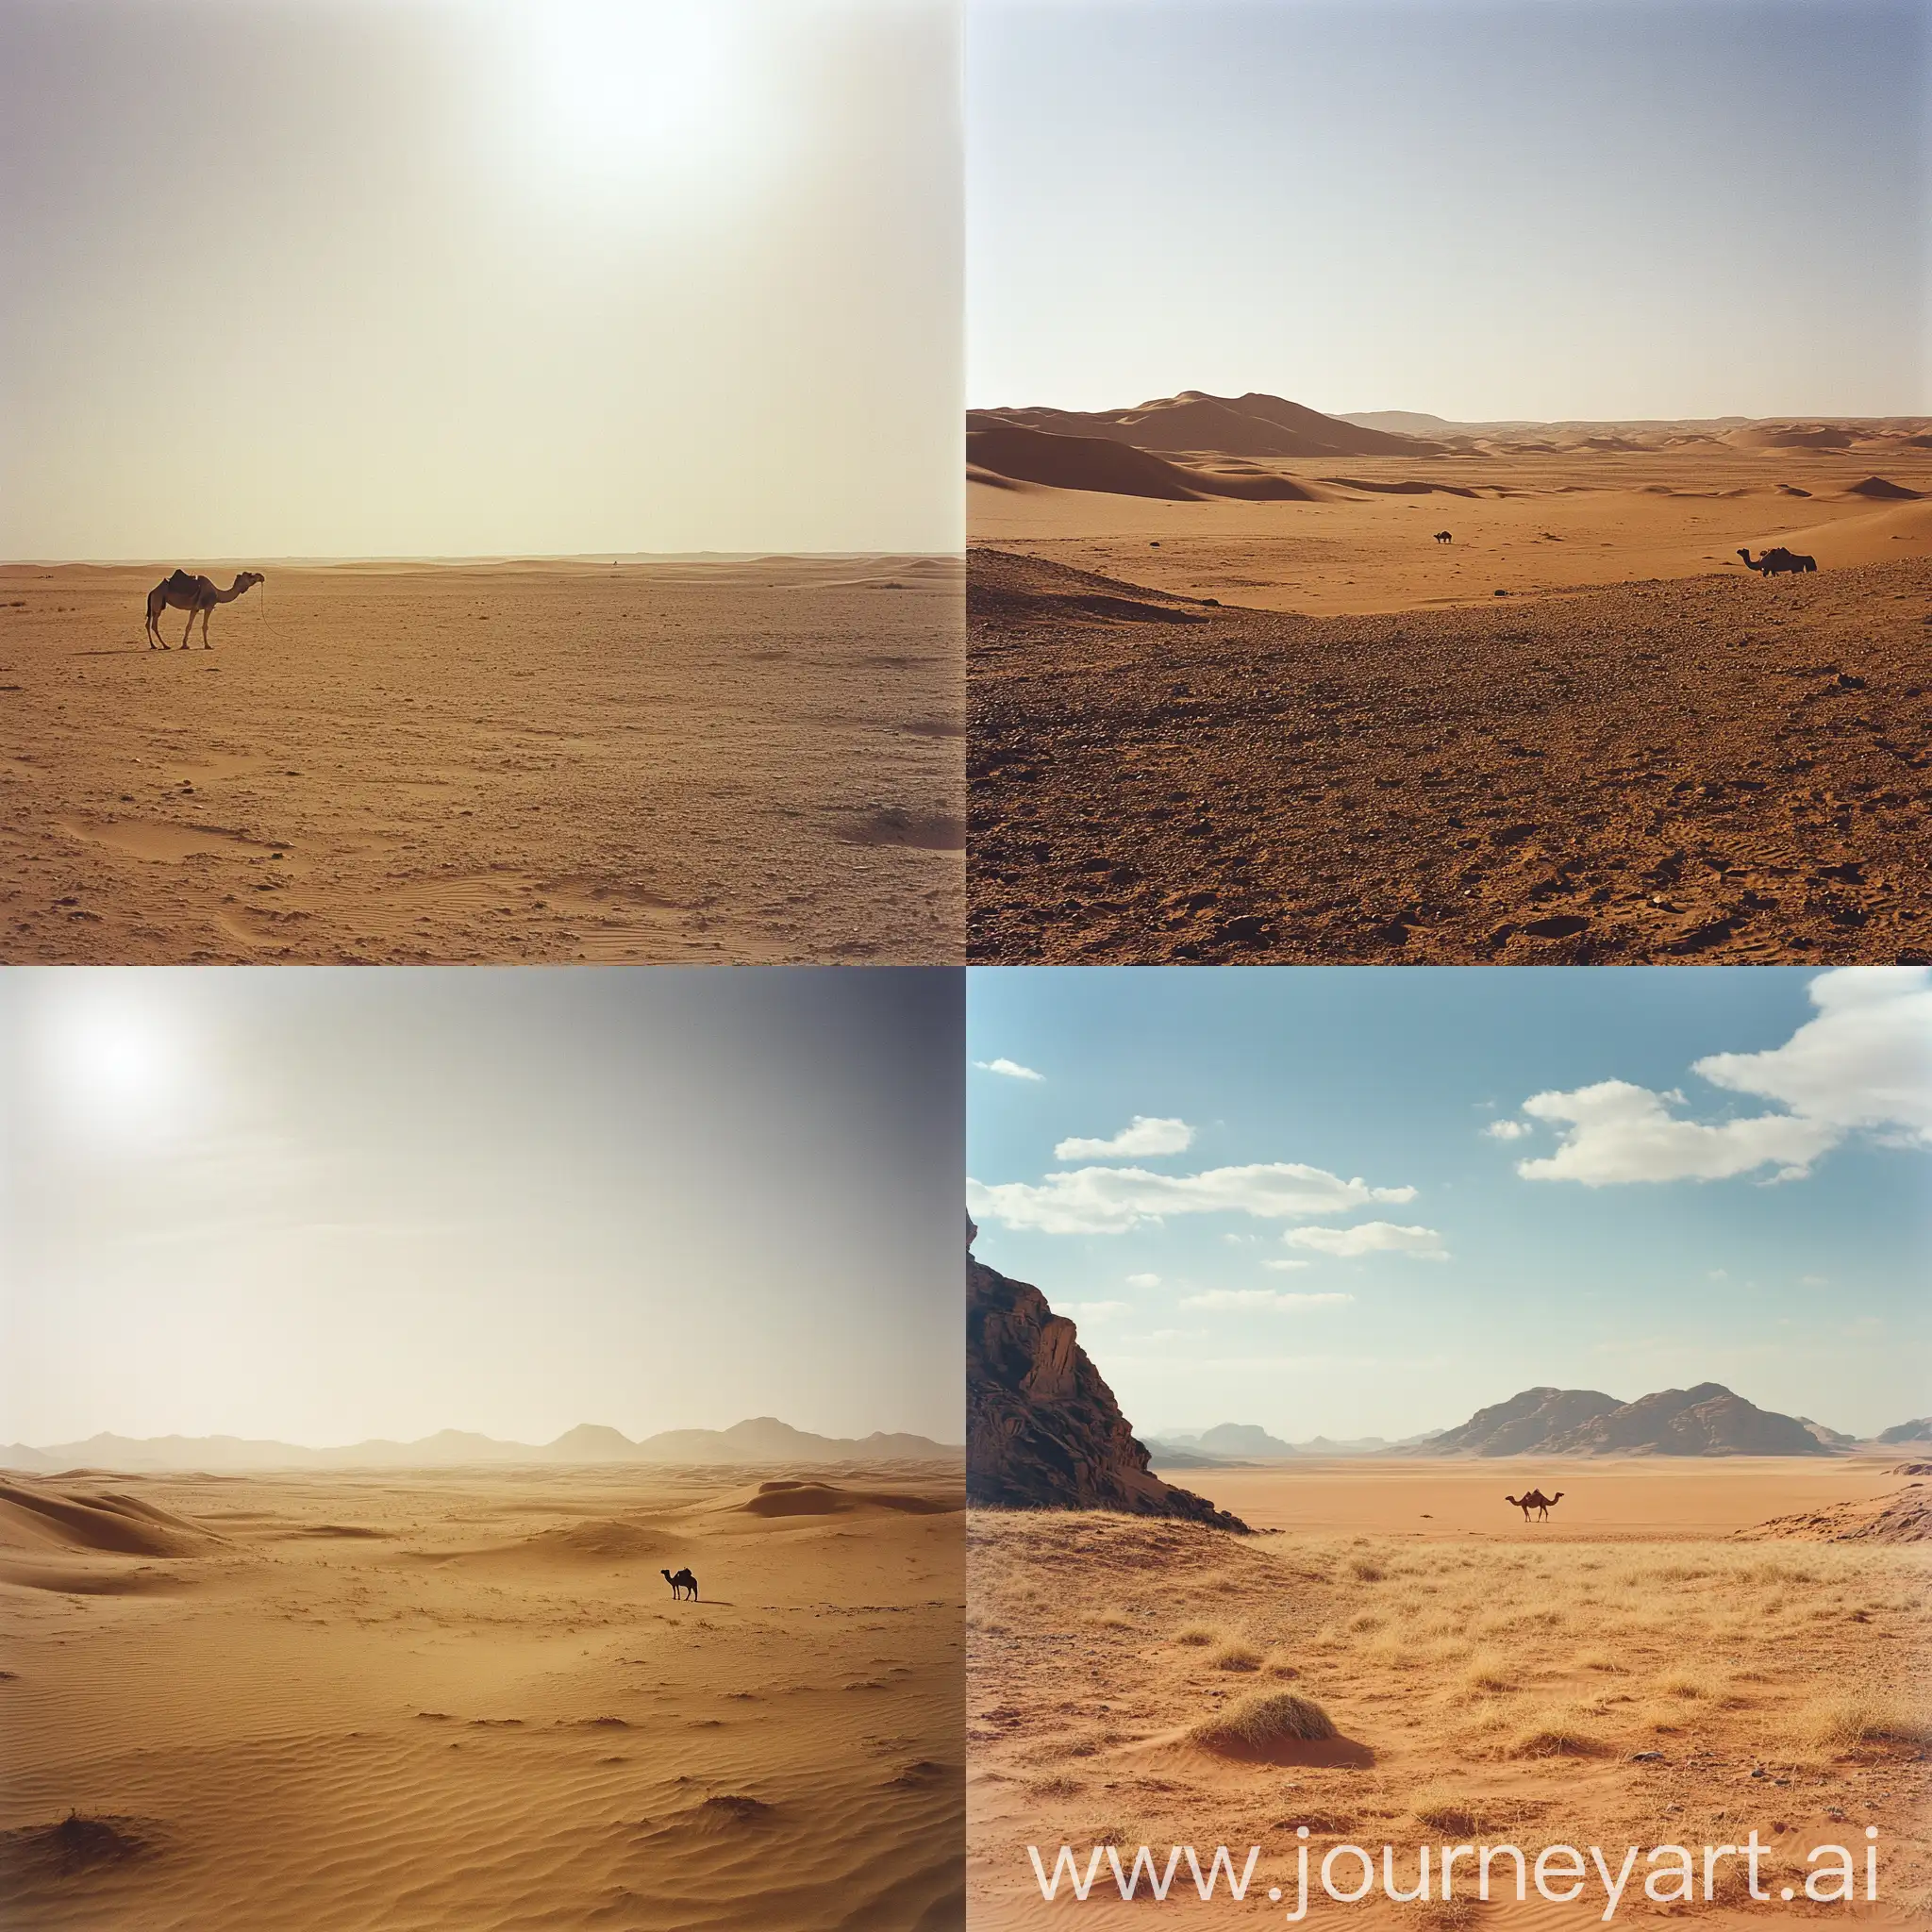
[0, 968, 963, 1448]
[968, 967, 1931, 1442]
[0, 0, 961, 560]
[968, 0, 1931, 419]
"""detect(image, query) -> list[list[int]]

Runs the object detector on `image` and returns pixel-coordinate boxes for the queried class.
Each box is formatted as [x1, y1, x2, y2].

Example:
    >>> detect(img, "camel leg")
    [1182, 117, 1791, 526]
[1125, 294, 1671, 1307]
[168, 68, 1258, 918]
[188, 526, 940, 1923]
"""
[181, 610, 195, 650]
[201, 607, 213, 649]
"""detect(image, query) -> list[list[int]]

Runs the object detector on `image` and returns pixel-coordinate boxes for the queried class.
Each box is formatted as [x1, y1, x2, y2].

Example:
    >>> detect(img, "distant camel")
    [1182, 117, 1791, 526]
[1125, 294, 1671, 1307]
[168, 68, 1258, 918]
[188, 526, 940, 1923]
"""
[1506, 1488, 1565, 1523]
[144, 569, 264, 651]
[1737, 546, 1816, 576]
[661, 1566, 699, 1601]
[1434, 530, 1453, 543]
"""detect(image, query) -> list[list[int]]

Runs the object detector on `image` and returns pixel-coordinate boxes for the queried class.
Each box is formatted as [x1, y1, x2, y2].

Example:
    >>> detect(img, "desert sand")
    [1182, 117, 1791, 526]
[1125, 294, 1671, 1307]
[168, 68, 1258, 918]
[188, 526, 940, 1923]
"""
[0, 557, 963, 963]
[968, 423, 1932, 963]
[967, 1458, 1931, 1927]
[0, 1461, 964, 1928]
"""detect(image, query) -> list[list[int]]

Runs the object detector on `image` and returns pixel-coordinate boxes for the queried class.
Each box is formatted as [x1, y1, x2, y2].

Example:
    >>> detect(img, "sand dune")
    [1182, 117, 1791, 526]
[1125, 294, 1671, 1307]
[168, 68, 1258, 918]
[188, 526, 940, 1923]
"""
[968, 1459, 1931, 1927]
[728, 1480, 963, 1520]
[0, 1462, 964, 1927]
[975, 392, 1440, 459]
[0, 558, 962, 965]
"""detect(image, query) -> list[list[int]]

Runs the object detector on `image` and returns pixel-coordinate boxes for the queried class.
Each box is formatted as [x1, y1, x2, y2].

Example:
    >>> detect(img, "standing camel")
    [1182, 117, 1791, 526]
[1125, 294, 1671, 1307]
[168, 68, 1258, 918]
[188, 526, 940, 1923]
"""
[144, 569, 264, 651]
[1433, 530, 1453, 544]
[660, 1566, 699, 1601]
[1737, 547, 1816, 576]
[1505, 1488, 1564, 1523]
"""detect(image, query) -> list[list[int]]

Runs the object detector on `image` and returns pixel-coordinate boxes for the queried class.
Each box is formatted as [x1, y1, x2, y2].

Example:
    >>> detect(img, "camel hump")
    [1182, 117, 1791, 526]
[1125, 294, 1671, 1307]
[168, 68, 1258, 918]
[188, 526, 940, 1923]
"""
[161, 568, 198, 592]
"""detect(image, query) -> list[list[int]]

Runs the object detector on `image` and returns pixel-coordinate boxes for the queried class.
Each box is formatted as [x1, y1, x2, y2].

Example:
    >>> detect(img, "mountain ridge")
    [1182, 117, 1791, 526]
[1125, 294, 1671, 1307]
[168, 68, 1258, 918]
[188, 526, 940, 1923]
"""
[0, 1417, 959, 1474]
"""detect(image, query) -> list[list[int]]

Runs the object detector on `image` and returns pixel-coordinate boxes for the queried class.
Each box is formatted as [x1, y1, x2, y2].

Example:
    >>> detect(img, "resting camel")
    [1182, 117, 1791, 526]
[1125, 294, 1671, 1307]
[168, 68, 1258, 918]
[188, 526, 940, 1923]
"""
[661, 1566, 699, 1601]
[144, 569, 264, 651]
[1433, 530, 1453, 543]
[1505, 1488, 1565, 1523]
[1737, 546, 1816, 576]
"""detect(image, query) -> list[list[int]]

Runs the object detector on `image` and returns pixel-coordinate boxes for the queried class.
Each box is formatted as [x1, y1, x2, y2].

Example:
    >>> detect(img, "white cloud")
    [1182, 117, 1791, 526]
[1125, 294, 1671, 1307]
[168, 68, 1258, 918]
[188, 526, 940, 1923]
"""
[1517, 969, 1930, 1186]
[1261, 1258, 1311, 1272]
[1485, 1119, 1531, 1141]
[1517, 1082, 1835, 1186]
[975, 1058, 1043, 1082]
[1693, 968, 1932, 1141]
[1063, 1300, 1125, 1319]
[966, 1163, 1416, 1236]
[1180, 1289, 1354, 1310]
[1285, 1221, 1448, 1259]
[1125, 1272, 1160, 1289]
[1800, 1274, 1830, 1289]
[1056, 1115, 1195, 1160]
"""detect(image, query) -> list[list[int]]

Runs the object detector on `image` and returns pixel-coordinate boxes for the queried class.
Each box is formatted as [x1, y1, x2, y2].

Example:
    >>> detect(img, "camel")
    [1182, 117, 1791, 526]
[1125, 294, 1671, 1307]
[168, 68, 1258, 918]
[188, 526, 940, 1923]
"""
[144, 569, 264, 651]
[1505, 1488, 1565, 1522]
[1433, 530, 1453, 544]
[660, 1566, 699, 1601]
[1737, 546, 1816, 576]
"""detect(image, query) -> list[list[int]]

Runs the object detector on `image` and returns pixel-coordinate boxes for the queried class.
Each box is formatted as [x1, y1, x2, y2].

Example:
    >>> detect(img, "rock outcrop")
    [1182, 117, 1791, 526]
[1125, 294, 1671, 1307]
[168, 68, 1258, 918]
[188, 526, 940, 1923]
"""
[1735, 1481, 1932, 1544]
[1424, 1382, 1837, 1457]
[1877, 1417, 1932, 1445]
[966, 1221, 1247, 1531]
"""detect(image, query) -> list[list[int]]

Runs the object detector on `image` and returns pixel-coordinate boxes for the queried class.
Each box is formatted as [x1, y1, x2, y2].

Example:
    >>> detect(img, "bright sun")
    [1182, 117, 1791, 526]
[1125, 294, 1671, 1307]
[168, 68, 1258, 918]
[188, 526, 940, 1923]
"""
[516, 2, 767, 197]
[37, 977, 192, 1141]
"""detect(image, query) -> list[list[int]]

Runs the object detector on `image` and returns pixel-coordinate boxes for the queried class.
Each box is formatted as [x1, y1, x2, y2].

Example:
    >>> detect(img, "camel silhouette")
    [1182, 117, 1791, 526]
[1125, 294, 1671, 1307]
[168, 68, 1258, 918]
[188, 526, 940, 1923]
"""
[1738, 546, 1816, 576]
[1433, 530, 1453, 543]
[661, 1566, 699, 1601]
[144, 569, 264, 651]
[1505, 1488, 1565, 1523]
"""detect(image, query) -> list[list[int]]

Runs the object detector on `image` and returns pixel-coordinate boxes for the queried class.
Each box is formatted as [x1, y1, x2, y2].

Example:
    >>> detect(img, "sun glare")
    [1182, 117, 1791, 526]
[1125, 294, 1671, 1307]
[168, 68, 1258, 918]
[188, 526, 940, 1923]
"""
[36, 978, 192, 1141]
[515, 2, 770, 204]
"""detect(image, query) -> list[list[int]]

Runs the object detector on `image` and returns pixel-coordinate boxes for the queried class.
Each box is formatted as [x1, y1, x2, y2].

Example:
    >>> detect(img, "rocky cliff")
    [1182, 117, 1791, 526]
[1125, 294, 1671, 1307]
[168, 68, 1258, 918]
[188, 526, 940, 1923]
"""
[966, 1222, 1247, 1530]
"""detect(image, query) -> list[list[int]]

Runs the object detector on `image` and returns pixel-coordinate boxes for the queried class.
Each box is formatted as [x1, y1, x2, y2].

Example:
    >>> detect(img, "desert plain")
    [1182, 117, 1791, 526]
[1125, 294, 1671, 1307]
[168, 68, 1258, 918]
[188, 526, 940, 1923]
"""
[0, 556, 963, 964]
[967, 1457, 1932, 1928]
[0, 1459, 964, 1929]
[968, 407, 1932, 963]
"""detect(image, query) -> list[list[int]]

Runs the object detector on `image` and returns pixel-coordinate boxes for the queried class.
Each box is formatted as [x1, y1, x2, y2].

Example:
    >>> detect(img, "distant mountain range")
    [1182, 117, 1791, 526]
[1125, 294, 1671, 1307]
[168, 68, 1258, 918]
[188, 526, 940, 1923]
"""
[1143, 1423, 1441, 1465]
[1141, 1387, 1916, 1462]
[0, 1416, 958, 1475]
[1423, 1384, 1846, 1457]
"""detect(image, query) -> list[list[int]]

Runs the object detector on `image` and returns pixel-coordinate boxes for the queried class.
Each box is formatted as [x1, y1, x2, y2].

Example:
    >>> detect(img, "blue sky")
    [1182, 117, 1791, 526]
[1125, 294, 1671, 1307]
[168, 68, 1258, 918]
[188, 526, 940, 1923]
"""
[968, 0, 1930, 418]
[967, 968, 1931, 1442]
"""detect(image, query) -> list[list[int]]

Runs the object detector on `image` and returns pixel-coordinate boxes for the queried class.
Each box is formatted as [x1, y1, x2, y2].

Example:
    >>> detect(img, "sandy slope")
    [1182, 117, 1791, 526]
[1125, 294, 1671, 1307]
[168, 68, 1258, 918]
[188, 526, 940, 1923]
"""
[967, 1459, 1930, 1929]
[970, 448, 1932, 618]
[969, 550, 1930, 964]
[0, 1463, 964, 1929]
[0, 558, 963, 963]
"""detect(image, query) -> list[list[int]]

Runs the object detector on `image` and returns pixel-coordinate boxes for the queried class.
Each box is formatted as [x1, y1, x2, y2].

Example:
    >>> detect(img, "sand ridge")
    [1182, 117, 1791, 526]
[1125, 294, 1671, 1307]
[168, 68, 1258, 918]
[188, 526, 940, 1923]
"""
[0, 558, 963, 964]
[0, 1462, 964, 1928]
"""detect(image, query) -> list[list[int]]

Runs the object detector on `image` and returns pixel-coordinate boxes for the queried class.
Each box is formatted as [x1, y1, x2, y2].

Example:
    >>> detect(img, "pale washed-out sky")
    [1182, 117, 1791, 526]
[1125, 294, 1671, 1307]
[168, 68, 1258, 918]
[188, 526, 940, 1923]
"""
[1, 968, 964, 1448]
[1, 1, 962, 560]
[969, 0, 1930, 420]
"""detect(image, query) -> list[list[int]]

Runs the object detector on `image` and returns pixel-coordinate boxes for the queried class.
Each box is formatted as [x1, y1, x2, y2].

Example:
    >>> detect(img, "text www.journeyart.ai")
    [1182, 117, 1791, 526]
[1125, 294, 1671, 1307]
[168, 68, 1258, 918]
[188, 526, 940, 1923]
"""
[1029, 1826, 1886, 1919]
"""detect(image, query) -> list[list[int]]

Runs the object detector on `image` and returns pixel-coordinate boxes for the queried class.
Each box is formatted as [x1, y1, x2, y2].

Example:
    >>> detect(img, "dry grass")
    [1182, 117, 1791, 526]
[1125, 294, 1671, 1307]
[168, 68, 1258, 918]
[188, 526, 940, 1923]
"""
[1803, 1693, 1932, 1752]
[1408, 1786, 1486, 1836]
[967, 1507, 1932, 1922]
[1505, 1710, 1612, 1759]
[1189, 1690, 1338, 1753]
[1208, 1640, 1263, 1673]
